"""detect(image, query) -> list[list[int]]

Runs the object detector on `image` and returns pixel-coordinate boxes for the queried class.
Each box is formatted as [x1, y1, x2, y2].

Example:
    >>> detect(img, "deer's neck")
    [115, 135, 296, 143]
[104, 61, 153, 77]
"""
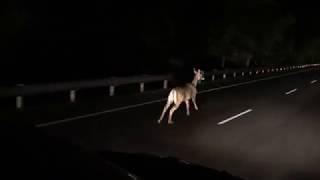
[191, 77, 198, 87]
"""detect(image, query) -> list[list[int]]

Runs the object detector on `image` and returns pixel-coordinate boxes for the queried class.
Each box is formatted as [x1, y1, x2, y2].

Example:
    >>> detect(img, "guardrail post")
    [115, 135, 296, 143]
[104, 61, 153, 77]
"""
[140, 82, 144, 93]
[16, 84, 24, 109]
[16, 96, 23, 109]
[109, 85, 115, 96]
[70, 90, 76, 103]
[211, 74, 215, 81]
[163, 80, 168, 89]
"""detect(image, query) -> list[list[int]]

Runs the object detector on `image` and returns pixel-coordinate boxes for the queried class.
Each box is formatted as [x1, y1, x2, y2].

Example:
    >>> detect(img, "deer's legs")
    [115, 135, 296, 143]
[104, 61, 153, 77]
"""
[192, 96, 198, 110]
[185, 100, 190, 116]
[158, 101, 172, 124]
[168, 103, 181, 124]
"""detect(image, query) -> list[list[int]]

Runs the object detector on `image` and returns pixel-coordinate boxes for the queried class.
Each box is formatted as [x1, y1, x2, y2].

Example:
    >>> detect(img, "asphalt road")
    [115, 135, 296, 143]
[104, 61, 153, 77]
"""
[4, 68, 320, 180]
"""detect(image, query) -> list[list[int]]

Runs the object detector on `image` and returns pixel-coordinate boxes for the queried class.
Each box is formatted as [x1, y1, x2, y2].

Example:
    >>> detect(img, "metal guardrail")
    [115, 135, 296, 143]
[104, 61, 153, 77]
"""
[0, 74, 172, 97]
[1, 64, 319, 109]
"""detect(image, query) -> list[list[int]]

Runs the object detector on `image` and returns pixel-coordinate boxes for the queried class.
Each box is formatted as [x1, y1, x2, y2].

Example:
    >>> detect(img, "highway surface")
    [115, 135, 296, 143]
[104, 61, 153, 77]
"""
[3, 68, 320, 180]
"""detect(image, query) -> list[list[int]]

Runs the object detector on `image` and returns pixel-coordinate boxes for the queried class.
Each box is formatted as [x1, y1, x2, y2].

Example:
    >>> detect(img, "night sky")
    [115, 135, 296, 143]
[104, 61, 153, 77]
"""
[1, 0, 320, 84]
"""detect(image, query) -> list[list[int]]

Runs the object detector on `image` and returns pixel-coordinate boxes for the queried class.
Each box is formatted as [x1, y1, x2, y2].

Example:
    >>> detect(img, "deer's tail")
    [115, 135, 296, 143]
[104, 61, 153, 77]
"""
[158, 89, 176, 122]
[167, 89, 176, 104]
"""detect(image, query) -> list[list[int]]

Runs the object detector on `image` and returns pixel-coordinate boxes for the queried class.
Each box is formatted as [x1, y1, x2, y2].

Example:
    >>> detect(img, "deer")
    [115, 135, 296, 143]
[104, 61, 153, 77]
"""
[158, 68, 204, 124]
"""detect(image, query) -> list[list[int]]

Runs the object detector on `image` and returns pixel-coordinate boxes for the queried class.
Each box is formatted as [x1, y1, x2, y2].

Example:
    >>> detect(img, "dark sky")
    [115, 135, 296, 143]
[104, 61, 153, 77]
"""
[1, 0, 320, 84]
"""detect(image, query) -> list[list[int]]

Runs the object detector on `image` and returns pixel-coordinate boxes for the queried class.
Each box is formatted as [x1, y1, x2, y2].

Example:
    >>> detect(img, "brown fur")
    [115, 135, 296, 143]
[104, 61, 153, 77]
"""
[158, 69, 204, 124]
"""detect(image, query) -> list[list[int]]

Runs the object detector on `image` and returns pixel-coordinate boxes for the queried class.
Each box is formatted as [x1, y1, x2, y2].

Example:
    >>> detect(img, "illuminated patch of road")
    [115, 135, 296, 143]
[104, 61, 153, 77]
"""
[35, 71, 302, 128]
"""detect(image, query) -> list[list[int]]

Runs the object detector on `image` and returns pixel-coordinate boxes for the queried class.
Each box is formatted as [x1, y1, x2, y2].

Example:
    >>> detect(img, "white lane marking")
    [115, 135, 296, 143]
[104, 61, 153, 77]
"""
[35, 71, 302, 128]
[180, 160, 191, 164]
[285, 88, 297, 95]
[310, 80, 318, 84]
[217, 109, 253, 125]
[128, 173, 138, 180]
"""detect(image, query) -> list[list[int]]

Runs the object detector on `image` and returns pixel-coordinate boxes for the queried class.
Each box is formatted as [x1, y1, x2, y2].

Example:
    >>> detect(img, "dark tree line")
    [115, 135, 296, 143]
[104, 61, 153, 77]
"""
[208, 0, 320, 68]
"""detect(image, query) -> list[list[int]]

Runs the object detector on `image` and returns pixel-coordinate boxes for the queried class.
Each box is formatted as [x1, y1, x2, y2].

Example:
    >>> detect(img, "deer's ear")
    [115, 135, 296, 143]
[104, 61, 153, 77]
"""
[193, 68, 197, 74]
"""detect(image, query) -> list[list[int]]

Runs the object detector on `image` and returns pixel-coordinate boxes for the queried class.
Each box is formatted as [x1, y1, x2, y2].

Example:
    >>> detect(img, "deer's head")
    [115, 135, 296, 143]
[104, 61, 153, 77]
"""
[193, 68, 205, 81]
